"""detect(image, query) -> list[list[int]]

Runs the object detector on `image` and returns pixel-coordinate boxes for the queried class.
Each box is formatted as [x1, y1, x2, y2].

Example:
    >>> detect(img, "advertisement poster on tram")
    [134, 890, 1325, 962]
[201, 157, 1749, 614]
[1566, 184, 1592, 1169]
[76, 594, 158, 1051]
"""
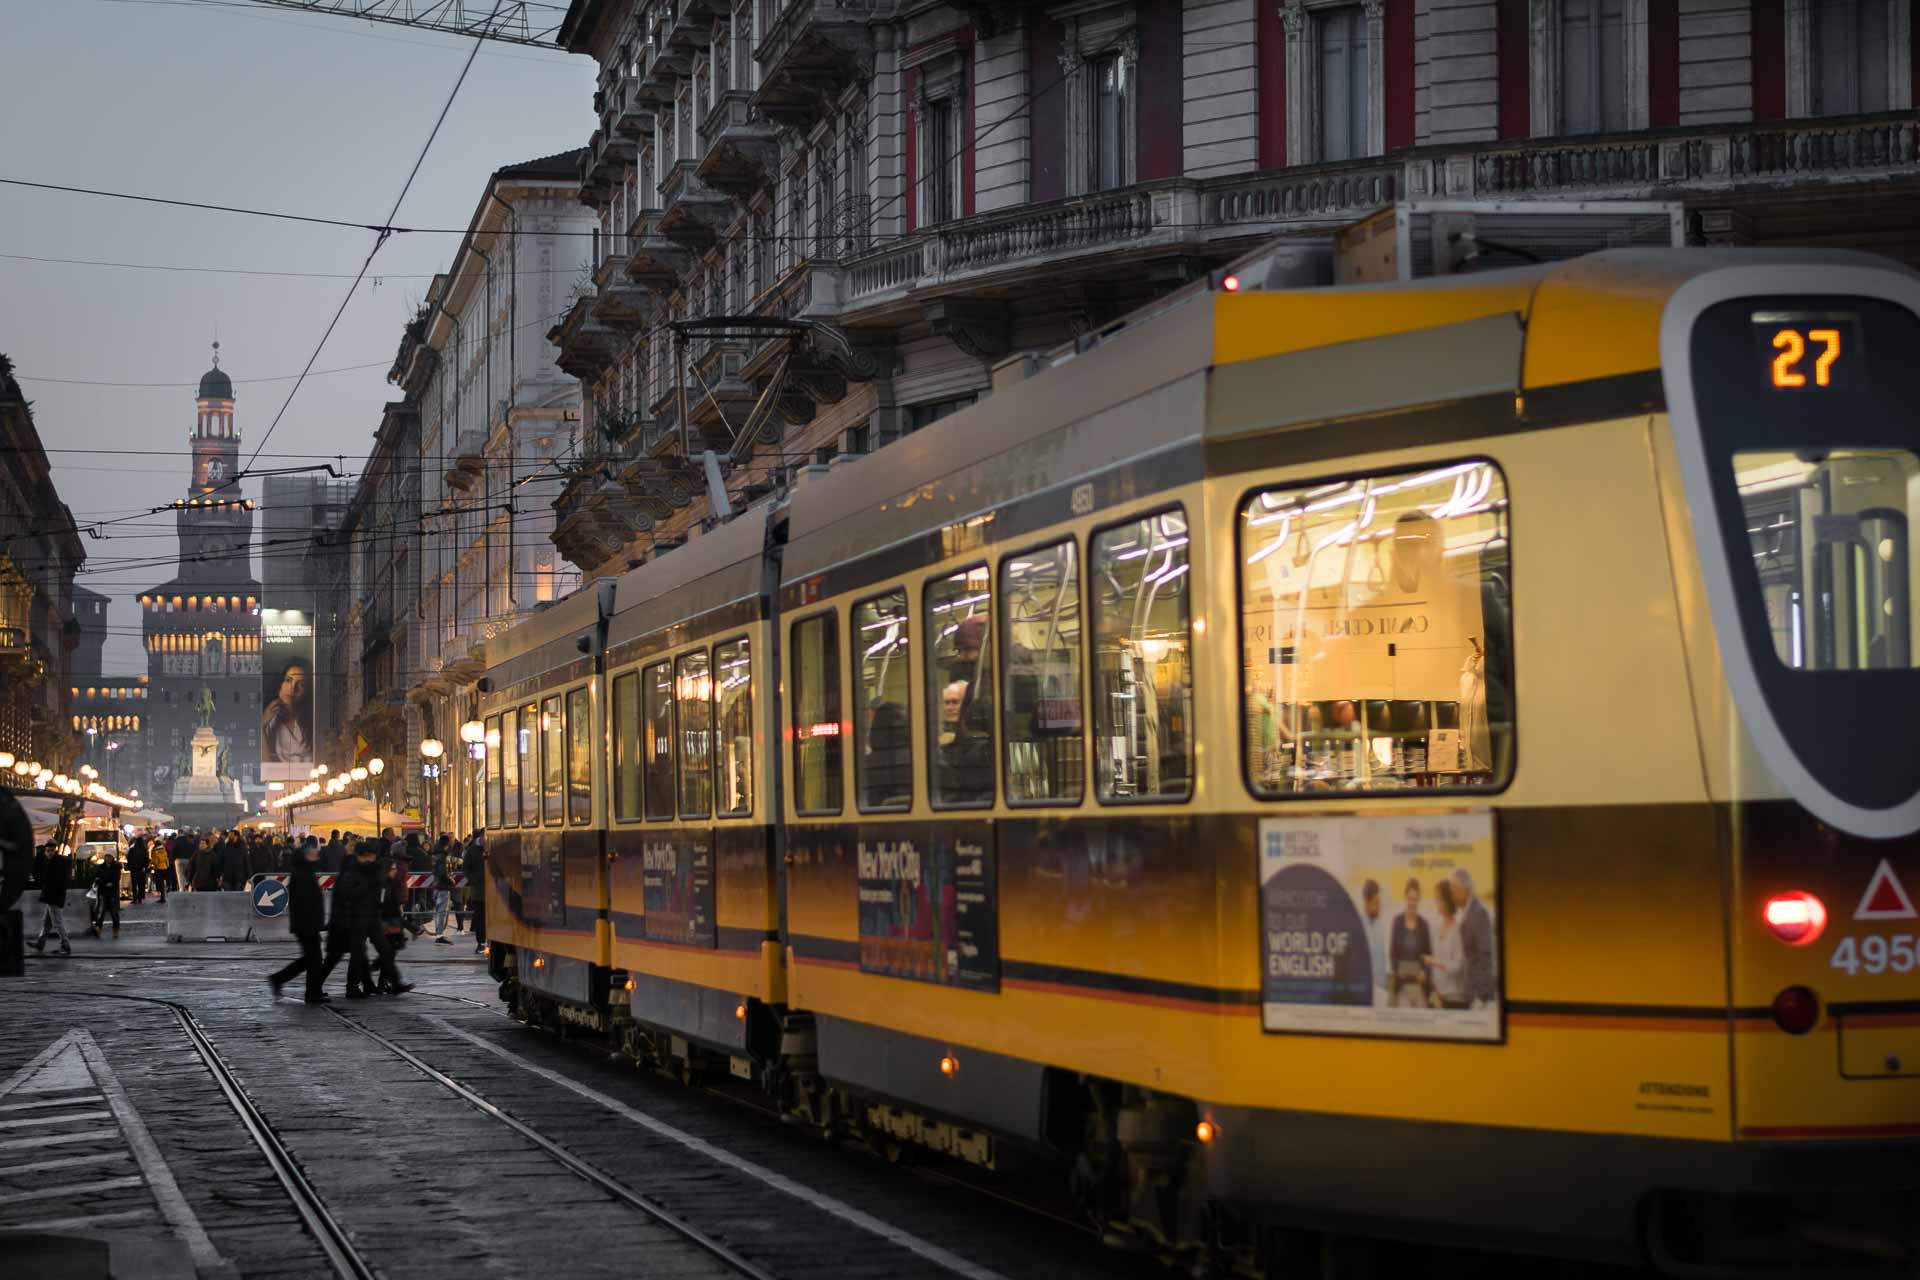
[642, 836, 716, 947]
[259, 609, 315, 784]
[856, 825, 999, 991]
[1257, 812, 1500, 1041]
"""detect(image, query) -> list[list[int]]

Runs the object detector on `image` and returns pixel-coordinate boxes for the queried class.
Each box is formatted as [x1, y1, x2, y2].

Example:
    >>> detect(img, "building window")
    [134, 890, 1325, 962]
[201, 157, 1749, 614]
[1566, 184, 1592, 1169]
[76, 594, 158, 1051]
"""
[1283, 0, 1385, 162]
[1530, 0, 1650, 136]
[1810, 0, 1893, 115]
[906, 396, 976, 432]
[1316, 6, 1368, 160]
[1090, 53, 1131, 189]
[1560, 0, 1629, 133]
[907, 35, 968, 227]
[921, 97, 958, 226]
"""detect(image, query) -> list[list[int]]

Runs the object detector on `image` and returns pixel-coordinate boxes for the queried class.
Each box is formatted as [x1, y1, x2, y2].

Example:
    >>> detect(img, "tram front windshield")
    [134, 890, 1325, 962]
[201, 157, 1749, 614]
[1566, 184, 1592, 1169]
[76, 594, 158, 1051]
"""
[1735, 448, 1917, 672]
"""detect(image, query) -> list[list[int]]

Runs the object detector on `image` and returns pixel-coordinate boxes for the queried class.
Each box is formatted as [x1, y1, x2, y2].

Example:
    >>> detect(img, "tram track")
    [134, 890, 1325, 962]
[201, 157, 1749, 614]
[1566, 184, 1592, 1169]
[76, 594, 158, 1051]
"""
[323, 1007, 778, 1280]
[5, 988, 375, 1280]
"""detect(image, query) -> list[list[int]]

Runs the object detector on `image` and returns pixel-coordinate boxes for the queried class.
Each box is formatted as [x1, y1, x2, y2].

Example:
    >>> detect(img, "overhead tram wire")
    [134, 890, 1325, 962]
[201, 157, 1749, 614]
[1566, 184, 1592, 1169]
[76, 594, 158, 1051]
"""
[235, 7, 500, 477]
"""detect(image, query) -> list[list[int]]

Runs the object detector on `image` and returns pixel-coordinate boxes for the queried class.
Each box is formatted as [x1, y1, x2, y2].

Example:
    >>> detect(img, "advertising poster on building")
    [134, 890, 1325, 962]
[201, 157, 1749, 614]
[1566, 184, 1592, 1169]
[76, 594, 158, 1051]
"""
[1258, 812, 1500, 1041]
[259, 609, 315, 783]
[642, 836, 716, 947]
[857, 824, 999, 991]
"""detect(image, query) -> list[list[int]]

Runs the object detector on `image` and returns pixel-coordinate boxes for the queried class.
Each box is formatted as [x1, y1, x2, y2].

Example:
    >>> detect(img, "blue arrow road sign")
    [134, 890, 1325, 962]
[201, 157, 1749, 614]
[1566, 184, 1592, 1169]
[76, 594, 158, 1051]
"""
[252, 876, 288, 918]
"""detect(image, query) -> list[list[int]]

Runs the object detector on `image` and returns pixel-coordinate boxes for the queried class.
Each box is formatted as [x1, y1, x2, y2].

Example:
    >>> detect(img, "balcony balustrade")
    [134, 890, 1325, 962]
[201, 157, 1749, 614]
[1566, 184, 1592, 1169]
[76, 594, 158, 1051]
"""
[627, 229, 696, 291]
[695, 91, 780, 196]
[751, 0, 875, 129]
[609, 75, 654, 140]
[444, 426, 488, 493]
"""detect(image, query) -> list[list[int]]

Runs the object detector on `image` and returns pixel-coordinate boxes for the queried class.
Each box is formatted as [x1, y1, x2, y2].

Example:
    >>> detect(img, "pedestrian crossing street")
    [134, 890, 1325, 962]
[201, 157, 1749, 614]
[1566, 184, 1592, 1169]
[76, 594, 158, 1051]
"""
[0, 1029, 221, 1268]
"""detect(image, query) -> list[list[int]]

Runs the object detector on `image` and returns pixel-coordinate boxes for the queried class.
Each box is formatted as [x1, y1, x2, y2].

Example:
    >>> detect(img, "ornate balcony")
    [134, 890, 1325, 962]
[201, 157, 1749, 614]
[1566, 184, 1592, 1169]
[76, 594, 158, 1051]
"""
[695, 92, 780, 197]
[657, 161, 735, 250]
[608, 76, 653, 141]
[751, 0, 876, 129]
[445, 426, 488, 493]
[619, 444, 702, 521]
[626, 230, 695, 292]
[684, 340, 756, 449]
[590, 254, 655, 332]
[549, 294, 619, 383]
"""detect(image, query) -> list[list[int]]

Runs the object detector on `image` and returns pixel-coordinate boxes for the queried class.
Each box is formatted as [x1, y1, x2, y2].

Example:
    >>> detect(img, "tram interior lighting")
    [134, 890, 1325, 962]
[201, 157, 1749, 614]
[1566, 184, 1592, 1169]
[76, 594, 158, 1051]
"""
[1762, 891, 1828, 946]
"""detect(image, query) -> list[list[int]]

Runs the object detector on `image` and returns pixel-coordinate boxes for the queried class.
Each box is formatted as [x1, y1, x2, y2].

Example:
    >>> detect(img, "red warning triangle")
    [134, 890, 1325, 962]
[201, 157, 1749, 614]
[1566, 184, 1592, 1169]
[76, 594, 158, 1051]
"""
[1854, 859, 1918, 921]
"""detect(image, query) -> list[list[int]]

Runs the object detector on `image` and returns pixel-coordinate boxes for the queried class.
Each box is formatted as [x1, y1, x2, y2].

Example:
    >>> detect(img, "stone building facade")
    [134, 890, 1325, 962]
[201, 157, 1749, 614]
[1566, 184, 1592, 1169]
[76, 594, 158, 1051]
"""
[0, 353, 86, 774]
[324, 153, 595, 834]
[548, 0, 1920, 573]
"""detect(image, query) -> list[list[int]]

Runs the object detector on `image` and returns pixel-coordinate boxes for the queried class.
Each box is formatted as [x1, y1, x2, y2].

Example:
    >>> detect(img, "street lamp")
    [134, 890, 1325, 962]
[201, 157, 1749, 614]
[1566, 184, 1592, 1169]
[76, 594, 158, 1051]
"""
[367, 757, 386, 832]
[419, 739, 444, 837]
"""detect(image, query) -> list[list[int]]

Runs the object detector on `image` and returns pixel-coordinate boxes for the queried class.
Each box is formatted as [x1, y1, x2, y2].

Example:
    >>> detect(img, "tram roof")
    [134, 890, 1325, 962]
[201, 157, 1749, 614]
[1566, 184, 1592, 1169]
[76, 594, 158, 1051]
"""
[781, 247, 1910, 588]
[606, 504, 771, 650]
[480, 578, 615, 700]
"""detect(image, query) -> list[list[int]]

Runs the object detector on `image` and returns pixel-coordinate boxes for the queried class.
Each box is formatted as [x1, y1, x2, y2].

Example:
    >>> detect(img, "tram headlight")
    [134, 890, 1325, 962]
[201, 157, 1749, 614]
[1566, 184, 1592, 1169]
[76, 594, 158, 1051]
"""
[1762, 890, 1828, 946]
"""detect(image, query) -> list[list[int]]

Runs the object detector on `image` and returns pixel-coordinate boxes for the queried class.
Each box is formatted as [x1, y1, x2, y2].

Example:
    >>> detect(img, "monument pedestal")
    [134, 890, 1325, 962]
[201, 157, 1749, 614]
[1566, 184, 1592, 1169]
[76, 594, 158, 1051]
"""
[171, 726, 243, 829]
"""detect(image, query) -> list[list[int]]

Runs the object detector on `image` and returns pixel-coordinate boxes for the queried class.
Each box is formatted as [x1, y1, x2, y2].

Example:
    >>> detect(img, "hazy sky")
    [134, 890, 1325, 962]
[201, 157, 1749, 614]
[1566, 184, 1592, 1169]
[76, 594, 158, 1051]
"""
[1, 0, 593, 674]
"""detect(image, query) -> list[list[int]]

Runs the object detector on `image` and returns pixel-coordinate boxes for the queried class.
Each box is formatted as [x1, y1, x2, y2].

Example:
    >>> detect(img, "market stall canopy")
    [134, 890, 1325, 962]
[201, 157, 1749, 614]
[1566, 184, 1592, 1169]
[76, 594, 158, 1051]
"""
[286, 796, 423, 836]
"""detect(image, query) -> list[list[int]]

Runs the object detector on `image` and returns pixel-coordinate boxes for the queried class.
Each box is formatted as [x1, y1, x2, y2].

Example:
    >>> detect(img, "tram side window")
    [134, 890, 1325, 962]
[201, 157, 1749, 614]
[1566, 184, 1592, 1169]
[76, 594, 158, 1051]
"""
[714, 639, 753, 817]
[853, 591, 912, 812]
[611, 673, 641, 822]
[1237, 461, 1514, 796]
[566, 686, 593, 825]
[1090, 510, 1195, 803]
[519, 703, 540, 824]
[502, 708, 523, 826]
[926, 567, 994, 807]
[1736, 449, 1917, 672]
[541, 696, 564, 825]
[677, 649, 713, 818]
[642, 662, 676, 821]
[791, 613, 844, 815]
[1002, 540, 1085, 805]
[485, 714, 504, 828]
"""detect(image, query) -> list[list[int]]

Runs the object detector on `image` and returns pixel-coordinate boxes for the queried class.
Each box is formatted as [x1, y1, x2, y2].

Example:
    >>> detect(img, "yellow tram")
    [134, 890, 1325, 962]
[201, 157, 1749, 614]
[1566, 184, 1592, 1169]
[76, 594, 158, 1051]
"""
[478, 247, 1920, 1273]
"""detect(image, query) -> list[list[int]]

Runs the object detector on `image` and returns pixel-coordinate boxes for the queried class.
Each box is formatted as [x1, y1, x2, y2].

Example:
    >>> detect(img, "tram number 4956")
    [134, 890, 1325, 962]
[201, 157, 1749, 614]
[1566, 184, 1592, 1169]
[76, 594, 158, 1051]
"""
[1830, 934, 1918, 976]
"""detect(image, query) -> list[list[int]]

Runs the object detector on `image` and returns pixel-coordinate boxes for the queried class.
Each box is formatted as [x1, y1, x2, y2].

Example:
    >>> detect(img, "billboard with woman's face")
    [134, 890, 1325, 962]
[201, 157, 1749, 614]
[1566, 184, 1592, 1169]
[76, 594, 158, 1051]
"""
[261, 610, 315, 781]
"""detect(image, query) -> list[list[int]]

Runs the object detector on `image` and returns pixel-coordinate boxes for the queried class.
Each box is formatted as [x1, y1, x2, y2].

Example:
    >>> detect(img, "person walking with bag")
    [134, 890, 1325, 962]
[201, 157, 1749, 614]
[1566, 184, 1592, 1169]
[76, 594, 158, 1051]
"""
[375, 857, 414, 994]
[28, 844, 74, 956]
[87, 847, 121, 939]
[269, 840, 332, 1005]
[430, 835, 458, 943]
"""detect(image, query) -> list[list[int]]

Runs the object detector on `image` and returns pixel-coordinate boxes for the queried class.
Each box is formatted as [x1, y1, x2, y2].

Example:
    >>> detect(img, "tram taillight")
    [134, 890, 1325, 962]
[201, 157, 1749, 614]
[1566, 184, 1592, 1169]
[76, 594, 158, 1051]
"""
[1762, 890, 1828, 946]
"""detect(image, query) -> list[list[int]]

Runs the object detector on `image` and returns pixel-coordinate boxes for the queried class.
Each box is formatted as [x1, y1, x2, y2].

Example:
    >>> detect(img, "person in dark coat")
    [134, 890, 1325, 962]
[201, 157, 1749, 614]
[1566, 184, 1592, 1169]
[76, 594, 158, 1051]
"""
[376, 858, 414, 993]
[29, 845, 73, 955]
[461, 834, 486, 953]
[192, 837, 221, 891]
[325, 843, 380, 998]
[127, 836, 150, 905]
[0, 790, 33, 914]
[269, 840, 333, 1005]
[320, 831, 346, 874]
[31, 842, 49, 894]
[221, 835, 248, 891]
[87, 848, 122, 938]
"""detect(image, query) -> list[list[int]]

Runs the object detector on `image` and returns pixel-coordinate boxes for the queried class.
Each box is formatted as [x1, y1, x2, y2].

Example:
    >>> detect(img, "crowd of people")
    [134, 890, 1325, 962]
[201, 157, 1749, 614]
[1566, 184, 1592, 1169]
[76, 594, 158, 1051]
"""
[12, 824, 487, 970]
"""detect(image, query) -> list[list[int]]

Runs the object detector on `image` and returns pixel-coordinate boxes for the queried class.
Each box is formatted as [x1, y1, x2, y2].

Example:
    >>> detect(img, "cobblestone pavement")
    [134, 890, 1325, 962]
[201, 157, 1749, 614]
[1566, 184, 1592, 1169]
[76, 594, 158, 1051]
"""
[1, 939, 1158, 1280]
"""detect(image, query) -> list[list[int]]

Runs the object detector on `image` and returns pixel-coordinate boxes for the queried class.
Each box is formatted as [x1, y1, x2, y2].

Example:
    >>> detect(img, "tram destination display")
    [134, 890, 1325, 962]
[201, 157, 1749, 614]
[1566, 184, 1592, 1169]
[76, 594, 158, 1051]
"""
[1258, 812, 1500, 1041]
